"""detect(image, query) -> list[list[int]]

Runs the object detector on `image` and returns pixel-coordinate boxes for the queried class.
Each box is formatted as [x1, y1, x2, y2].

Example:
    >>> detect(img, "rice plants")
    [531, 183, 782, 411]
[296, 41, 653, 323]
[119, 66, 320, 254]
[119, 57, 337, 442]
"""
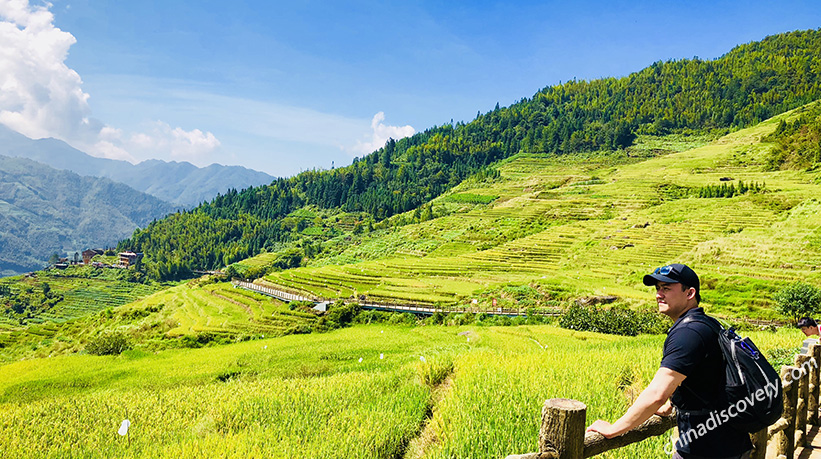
[0, 324, 804, 458]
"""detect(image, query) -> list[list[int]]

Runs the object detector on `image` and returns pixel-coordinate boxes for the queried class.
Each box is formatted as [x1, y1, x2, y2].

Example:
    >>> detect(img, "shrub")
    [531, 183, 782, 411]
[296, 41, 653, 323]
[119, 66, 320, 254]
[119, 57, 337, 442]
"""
[313, 316, 333, 332]
[559, 303, 668, 336]
[387, 312, 417, 325]
[726, 320, 756, 332]
[180, 332, 217, 348]
[525, 309, 553, 325]
[326, 302, 362, 326]
[425, 312, 446, 325]
[242, 265, 269, 280]
[353, 310, 391, 324]
[772, 282, 821, 321]
[120, 303, 164, 320]
[86, 331, 131, 355]
[223, 264, 239, 278]
[284, 324, 312, 335]
[490, 315, 513, 326]
[447, 313, 469, 326]
[767, 347, 802, 368]
[289, 301, 317, 313]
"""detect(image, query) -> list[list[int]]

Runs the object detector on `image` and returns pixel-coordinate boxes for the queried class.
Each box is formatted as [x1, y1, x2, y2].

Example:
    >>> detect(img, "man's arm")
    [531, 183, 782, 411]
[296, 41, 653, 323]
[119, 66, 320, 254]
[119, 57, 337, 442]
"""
[586, 367, 685, 438]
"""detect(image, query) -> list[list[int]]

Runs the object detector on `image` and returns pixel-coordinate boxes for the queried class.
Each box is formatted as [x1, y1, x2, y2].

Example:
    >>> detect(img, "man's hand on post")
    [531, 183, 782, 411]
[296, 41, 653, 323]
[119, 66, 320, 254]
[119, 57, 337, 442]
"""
[586, 419, 618, 438]
[655, 399, 673, 416]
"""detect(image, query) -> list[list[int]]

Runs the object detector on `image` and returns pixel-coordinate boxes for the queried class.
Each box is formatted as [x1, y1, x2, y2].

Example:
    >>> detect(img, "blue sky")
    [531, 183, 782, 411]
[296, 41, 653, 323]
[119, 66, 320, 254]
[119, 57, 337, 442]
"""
[1, 1, 820, 177]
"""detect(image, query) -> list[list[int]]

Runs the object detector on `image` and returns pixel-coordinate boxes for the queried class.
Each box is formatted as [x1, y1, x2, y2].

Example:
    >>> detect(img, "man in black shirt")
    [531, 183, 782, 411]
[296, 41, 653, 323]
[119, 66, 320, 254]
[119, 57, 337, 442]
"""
[586, 263, 752, 458]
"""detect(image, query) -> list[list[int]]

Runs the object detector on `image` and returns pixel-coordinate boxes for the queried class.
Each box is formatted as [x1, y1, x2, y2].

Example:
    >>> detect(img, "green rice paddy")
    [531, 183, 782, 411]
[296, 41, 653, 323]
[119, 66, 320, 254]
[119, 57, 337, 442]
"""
[261, 107, 821, 320]
[2, 107, 820, 458]
[0, 323, 803, 458]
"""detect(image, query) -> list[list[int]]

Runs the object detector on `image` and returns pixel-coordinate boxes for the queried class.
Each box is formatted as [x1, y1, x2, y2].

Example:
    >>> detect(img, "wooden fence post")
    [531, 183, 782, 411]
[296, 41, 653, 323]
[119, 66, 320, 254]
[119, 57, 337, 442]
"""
[774, 366, 797, 458]
[810, 343, 821, 426]
[583, 415, 674, 457]
[749, 428, 768, 459]
[795, 354, 811, 447]
[539, 398, 586, 459]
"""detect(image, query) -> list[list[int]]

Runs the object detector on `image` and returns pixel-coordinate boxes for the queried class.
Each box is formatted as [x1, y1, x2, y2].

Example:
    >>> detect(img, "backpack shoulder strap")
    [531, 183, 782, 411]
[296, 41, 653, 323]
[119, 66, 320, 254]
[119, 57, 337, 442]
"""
[680, 312, 722, 331]
[673, 312, 725, 410]
[679, 313, 723, 344]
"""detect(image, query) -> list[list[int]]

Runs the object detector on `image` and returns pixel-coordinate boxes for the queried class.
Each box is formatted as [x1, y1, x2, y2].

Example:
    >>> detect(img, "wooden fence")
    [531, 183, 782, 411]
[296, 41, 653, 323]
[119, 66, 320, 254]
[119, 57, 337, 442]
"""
[231, 279, 561, 317]
[232, 280, 315, 302]
[506, 342, 821, 459]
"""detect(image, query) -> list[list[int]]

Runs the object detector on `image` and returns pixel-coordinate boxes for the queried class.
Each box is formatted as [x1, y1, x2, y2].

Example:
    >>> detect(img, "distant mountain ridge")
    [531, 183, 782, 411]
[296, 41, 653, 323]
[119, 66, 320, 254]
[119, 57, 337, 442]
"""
[0, 155, 178, 276]
[0, 125, 275, 207]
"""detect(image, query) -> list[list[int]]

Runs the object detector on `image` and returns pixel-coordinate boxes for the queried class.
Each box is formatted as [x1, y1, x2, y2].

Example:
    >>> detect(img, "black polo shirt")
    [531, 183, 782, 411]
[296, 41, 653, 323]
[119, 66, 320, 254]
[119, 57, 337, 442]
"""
[660, 307, 751, 457]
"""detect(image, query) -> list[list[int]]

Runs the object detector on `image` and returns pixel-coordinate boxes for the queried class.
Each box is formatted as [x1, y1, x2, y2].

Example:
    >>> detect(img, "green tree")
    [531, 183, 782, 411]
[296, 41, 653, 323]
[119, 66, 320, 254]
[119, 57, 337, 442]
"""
[326, 302, 362, 327]
[773, 282, 821, 321]
[274, 248, 303, 270]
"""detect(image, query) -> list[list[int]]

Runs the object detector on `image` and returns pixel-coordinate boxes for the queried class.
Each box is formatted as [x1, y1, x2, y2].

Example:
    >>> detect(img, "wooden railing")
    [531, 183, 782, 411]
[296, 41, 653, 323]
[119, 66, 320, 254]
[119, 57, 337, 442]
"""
[232, 280, 316, 302]
[231, 279, 561, 317]
[506, 343, 821, 459]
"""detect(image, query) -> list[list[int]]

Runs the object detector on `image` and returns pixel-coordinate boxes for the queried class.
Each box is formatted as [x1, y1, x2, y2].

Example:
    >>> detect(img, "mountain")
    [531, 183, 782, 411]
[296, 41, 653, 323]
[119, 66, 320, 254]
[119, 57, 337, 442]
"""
[125, 160, 275, 207]
[120, 29, 821, 279]
[0, 125, 275, 207]
[0, 155, 178, 276]
[204, 102, 821, 321]
[5, 30, 821, 343]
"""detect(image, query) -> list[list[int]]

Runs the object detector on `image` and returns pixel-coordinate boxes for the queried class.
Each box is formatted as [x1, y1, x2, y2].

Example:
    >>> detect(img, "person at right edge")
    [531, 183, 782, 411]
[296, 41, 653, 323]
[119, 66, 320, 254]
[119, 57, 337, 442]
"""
[586, 263, 751, 458]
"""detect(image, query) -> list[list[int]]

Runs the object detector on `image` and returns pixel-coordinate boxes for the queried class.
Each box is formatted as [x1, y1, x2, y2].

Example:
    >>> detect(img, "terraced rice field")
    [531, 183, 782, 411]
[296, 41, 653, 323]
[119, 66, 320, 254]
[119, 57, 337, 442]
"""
[52, 280, 163, 320]
[0, 274, 168, 325]
[121, 282, 316, 338]
[264, 111, 821, 319]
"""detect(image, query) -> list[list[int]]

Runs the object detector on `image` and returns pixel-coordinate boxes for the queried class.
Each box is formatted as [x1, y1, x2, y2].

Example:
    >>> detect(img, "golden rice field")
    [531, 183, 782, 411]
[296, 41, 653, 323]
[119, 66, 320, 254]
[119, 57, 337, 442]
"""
[0, 323, 804, 459]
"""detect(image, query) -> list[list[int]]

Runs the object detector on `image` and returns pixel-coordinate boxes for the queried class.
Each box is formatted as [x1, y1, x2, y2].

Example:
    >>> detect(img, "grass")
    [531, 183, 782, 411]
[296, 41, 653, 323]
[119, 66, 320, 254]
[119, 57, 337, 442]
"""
[4, 108, 819, 369]
[0, 323, 804, 458]
[3, 104, 821, 457]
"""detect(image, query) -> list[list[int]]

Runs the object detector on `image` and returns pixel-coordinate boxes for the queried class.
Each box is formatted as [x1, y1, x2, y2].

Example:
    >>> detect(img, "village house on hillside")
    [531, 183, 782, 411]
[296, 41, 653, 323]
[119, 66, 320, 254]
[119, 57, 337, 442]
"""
[118, 251, 143, 268]
[82, 248, 104, 265]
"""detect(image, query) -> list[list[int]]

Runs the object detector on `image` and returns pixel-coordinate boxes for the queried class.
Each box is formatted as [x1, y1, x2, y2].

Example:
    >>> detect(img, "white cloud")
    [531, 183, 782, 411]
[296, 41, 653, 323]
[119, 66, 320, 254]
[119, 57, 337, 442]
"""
[0, 0, 90, 139]
[92, 140, 135, 162]
[89, 120, 220, 163]
[351, 112, 415, 155]
[0, 0, 221, 165]
[0, 1, 410, 173]
[130, 121, 221, 162]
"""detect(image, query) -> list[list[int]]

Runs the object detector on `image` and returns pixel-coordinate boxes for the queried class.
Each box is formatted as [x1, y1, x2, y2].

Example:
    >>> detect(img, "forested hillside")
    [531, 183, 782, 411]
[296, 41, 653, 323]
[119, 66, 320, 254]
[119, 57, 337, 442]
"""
[764, 101, 821, 169]
[0, 156, 177, 275]
[120, 29, 821, 279]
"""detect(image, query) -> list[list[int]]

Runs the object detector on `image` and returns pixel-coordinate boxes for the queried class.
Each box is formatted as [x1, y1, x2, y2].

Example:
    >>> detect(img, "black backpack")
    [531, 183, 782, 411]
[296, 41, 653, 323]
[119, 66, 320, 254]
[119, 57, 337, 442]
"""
[682, 315, 783, 433]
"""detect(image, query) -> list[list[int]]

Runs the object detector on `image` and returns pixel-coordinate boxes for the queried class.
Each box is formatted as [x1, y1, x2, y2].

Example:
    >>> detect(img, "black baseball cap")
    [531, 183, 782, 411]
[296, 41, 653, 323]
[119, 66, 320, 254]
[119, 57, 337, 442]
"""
[643, 263, 701, 302]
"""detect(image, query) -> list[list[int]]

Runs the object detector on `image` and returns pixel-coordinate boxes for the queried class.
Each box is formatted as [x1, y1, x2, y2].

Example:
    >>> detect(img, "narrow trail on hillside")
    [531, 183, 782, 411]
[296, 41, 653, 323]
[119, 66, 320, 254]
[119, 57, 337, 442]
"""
[401, 375, 455, 459]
